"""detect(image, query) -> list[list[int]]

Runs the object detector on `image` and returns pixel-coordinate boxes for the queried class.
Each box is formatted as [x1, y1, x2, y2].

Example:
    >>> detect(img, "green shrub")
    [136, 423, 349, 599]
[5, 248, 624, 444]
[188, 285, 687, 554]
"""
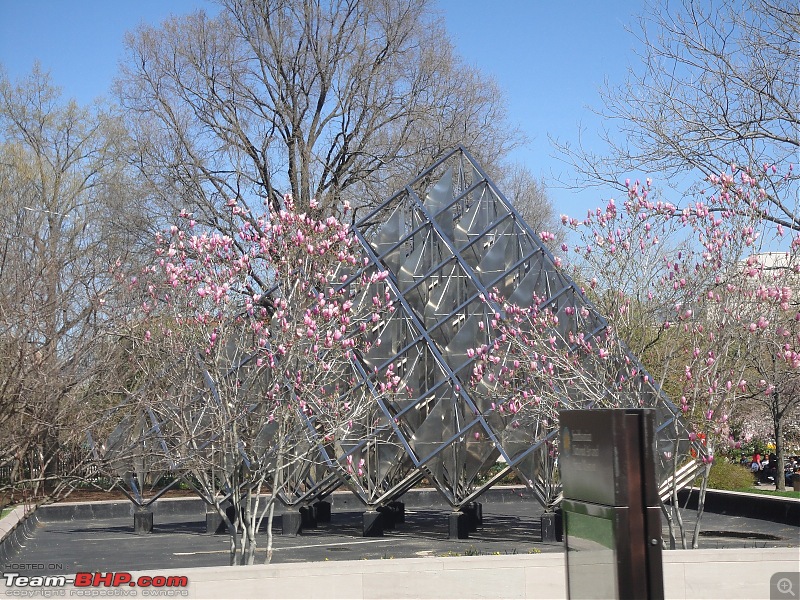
[707, 460, 755, 490]
[474, 462, 522, 486]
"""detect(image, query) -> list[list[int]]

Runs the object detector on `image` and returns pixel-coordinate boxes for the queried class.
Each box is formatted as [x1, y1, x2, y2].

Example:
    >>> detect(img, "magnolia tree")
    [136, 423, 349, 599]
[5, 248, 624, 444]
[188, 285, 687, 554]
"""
[465, 289, 663, 506]
[466, 284, 704, 548]
[467, 164, 798, 548]
[727, 248, 799, 484]
[558, 167, 798, 539]
[112, 196, 395, 564]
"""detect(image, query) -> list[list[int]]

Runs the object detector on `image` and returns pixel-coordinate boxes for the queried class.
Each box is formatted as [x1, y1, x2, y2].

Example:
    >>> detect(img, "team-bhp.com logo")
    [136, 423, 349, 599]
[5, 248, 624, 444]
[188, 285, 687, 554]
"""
[3, 571, 189, 596]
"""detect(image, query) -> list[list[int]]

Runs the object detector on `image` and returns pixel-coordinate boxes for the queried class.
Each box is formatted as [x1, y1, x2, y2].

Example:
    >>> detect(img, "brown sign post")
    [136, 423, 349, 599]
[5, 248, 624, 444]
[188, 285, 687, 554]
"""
[559, 408, 664, 600]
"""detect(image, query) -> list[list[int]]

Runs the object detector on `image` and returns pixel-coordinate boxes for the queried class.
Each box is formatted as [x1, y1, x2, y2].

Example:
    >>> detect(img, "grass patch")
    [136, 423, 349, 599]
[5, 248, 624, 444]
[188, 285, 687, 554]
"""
[1, 506, 15, 519]
[438, 546, 522, 557]
[733, 487, 800, 499]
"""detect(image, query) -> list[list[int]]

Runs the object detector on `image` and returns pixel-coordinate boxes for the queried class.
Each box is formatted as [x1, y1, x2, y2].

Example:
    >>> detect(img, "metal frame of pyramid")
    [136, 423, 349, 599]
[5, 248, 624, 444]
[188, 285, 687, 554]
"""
[327, 146, 706, 509]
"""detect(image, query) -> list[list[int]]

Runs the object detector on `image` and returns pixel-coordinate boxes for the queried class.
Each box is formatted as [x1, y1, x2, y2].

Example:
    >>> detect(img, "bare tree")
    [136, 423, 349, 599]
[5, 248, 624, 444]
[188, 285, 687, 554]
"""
[0, 65, 141, 504]
[556, 0, 799, 230]
[499, 164, 564, 246]
[116, 0, 525, 225]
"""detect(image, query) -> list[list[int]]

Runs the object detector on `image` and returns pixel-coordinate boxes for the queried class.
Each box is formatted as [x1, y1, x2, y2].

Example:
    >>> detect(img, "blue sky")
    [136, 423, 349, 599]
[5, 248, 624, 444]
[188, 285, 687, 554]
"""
[0, 0, 643, 218]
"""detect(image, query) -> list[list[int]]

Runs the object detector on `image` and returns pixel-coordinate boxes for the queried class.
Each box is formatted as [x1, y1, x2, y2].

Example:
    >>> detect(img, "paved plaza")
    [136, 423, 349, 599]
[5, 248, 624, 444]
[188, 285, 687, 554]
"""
[4, 492, 798, 575]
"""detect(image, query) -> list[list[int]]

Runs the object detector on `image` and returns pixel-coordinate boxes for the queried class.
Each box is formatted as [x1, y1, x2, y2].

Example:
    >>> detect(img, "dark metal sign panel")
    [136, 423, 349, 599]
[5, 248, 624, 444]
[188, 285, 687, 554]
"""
[560, 409, 664, 600]
[559, 410, 622, 507]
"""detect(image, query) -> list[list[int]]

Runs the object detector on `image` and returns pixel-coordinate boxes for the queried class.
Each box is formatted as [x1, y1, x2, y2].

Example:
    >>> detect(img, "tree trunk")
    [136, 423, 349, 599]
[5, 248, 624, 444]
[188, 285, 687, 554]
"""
[665, 419, 688, 549]
[774, 411, 785, 491]
[220, 503, 242, 566]
[263, 439, 286, 565]
[265, 498, 276, 565]
[661, 503, 676, 550]
[228, 529, 242, 566]
[244, 486, 259, 565]
[691, 461, 711, 549]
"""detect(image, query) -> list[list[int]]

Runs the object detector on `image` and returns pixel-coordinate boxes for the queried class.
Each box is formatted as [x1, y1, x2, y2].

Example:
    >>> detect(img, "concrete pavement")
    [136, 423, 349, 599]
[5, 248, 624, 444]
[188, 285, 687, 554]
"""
[1, 489, 798, 599]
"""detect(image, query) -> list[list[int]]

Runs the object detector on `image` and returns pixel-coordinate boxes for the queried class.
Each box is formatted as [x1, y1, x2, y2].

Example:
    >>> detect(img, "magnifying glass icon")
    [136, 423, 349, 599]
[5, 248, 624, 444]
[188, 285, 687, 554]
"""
[777, 578, 796, 597]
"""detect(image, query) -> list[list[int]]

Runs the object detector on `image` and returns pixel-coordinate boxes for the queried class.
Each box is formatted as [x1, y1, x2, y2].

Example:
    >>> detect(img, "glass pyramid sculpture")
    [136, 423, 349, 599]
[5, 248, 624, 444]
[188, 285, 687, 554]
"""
[334, 146, 706, 508]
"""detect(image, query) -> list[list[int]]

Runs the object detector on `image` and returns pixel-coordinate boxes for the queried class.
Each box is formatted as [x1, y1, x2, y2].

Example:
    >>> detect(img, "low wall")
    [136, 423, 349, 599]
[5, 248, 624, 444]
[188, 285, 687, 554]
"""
[28, 485, 800, 525]
[678, 488, 800, 526]
[35, 496, 207, 521]
[28, 486, 532, 523]
[0, 507, 38, 566]
[110, 547, 797, 599]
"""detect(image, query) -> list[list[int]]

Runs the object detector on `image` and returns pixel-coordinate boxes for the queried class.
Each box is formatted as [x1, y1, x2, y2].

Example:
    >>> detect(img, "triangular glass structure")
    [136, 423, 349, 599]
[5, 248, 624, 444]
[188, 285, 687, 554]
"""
[345, 146, 706, 508]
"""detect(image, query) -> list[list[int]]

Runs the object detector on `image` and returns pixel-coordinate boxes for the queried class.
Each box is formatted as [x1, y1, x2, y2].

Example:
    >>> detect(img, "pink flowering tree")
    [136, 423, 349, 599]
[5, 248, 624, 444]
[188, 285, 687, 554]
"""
[115, 196, 394, 565]
[468, 163, 797, 548]
[558, 166, 798, 543]
[725, 248, 799, 487]
[465, 288, 666, 510]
